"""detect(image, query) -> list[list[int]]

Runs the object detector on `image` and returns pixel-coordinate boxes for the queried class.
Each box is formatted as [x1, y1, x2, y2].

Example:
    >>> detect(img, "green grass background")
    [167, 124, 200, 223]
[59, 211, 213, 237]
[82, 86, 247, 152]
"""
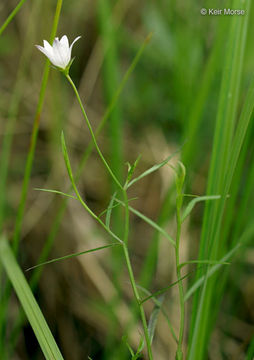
[0, 0, 254, 359]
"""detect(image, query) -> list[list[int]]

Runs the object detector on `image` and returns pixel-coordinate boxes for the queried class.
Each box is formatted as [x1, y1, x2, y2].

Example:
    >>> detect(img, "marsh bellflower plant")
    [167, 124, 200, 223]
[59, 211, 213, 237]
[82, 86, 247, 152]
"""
[36, 35, 81, 73]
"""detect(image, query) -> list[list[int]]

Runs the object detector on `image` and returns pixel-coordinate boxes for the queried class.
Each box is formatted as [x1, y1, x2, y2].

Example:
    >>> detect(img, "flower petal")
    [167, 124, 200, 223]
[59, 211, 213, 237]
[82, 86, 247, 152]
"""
[35, 45, 58, 66]
[35, 45, 51, 58]
[42, 40, 54, 59]
[52, 38, 69, 68]
[69, 36, 81, 53]
[43, 40, 52, 53]
[60, 35, 69, 48]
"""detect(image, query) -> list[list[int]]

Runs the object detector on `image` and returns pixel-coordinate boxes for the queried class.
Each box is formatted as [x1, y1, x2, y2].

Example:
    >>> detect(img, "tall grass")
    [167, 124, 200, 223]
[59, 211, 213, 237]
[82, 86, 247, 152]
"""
[188, 1, 252, 359]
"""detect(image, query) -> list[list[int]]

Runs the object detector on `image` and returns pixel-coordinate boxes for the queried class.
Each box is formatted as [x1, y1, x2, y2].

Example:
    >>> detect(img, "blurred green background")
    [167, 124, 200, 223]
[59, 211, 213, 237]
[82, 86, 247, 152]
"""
[0, 0, 254, 359]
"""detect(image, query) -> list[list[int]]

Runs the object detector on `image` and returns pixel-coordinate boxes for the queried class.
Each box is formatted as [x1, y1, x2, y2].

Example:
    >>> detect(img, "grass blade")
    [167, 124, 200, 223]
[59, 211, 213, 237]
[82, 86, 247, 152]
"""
[188, 1, 251, 357]
[106, 192, 117, 228]
[137, 285, 177, 343]
[184, 244, 241, 302]
[127, 151, 178, 189]
[246, 335, 254, 360]
[181, 195, 221, 223]
[61, 132, 122, 244]
[115, 199, 175, 246]
[147, 295, 164, 344]
[26, 243, 120, 271]
[34, 188, 77, 200]
[178, 260, 229, 270]
[140, 272, 194, 304]
[0, 236, 64, 360]
[0, 0, 28, 36]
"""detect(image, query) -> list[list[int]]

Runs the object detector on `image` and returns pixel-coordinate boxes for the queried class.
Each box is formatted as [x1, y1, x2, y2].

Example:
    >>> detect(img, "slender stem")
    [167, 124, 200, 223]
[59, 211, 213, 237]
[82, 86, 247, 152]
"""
[175, 194, 185, 360]
[0, 0, 28, 37]
[12, 0, 63, 255]
[122, 243, 153, 360]
[122, 188, 153, 358]
[65, 75, 153, 358]
[0, 0, 63, 354]
[65, 74, 123, 191]
[123, 190, 129, 245]
[63, 146, 122, 244]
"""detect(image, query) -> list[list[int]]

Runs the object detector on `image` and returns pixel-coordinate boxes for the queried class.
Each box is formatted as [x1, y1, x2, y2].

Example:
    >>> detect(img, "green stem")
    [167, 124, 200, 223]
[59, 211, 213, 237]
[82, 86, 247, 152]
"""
[65, 74, 153, 358]
[122, 243, 153, 360]
[61, 133, 122, 244]
[122, 188, 153, 358]
[0, 0, 28, 36]
[126, 187, 155, 358]
[0, 0, 63, 354]
[65, 74, 123, 191]
[175, 195, 185, 360]
[123, 190, 129, 245]
[12, 0, 63, 255]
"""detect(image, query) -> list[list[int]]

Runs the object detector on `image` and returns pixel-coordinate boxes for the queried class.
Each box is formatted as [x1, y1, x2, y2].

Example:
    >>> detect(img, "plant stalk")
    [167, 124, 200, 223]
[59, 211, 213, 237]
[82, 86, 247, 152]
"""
[65, 74, 153, 358]
[175, 194, 185, 360]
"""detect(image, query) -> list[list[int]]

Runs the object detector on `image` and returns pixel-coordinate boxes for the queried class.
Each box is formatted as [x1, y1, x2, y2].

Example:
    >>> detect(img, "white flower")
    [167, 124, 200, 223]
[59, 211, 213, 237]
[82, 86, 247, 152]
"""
[36, 35, 81, 70]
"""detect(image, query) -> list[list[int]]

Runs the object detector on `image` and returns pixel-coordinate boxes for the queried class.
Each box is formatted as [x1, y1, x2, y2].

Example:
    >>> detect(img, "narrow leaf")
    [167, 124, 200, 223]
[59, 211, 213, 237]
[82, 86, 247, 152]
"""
[106, 192, 117, 228]
[140, 271, 194, 304]
[138, 285, 177, 343]
[133, 337, 145, 359]
[246, 334, 254, 360]
[122, 335, 135, 357]
[34, 188, 77, 200]
[147, 295, 164, 344]
[181, 195, 221, 223]
[61, 131, 123, 244]
[126, 151, 178, 189]
[116, 199, 175, 246]
[125, 154, 142, 186]
[0, 236, 64, 360]
[98, 197, 138, 219]
[26, 243, 120, 271]
[178, 260, 230, 270]
[184, 243, 241, 302]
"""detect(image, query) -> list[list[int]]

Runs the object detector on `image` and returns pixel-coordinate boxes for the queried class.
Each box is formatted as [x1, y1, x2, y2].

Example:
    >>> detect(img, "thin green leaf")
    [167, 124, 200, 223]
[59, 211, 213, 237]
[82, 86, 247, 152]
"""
[122, 335, 135, 357]
[0, 236, 64, 360]
[106, 192, 117, 228]
[0, 0, 28, 36]
[246, 334, 254, 360]
[99, 196, 138, 219]
[61, 132, 123, 244]
[26, 243, 120, 271]
[137, 285, 177, 343]
[140, 271, 194, 305]
[175, 161, 186, 196]
[133, 337, 145, 359]
[188, 2, 251, 357]
[184, 243, 241, 302]
[115, 199, 175, 246]
[99, 204, 119, 219]
[178, 260, 230, 270]
[181, 195, 221, 223]
[34, 188, 77, 200]
[125, 154, 142, 187]
[126, 151, 178, 189]
[147, 295, 164, 344]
